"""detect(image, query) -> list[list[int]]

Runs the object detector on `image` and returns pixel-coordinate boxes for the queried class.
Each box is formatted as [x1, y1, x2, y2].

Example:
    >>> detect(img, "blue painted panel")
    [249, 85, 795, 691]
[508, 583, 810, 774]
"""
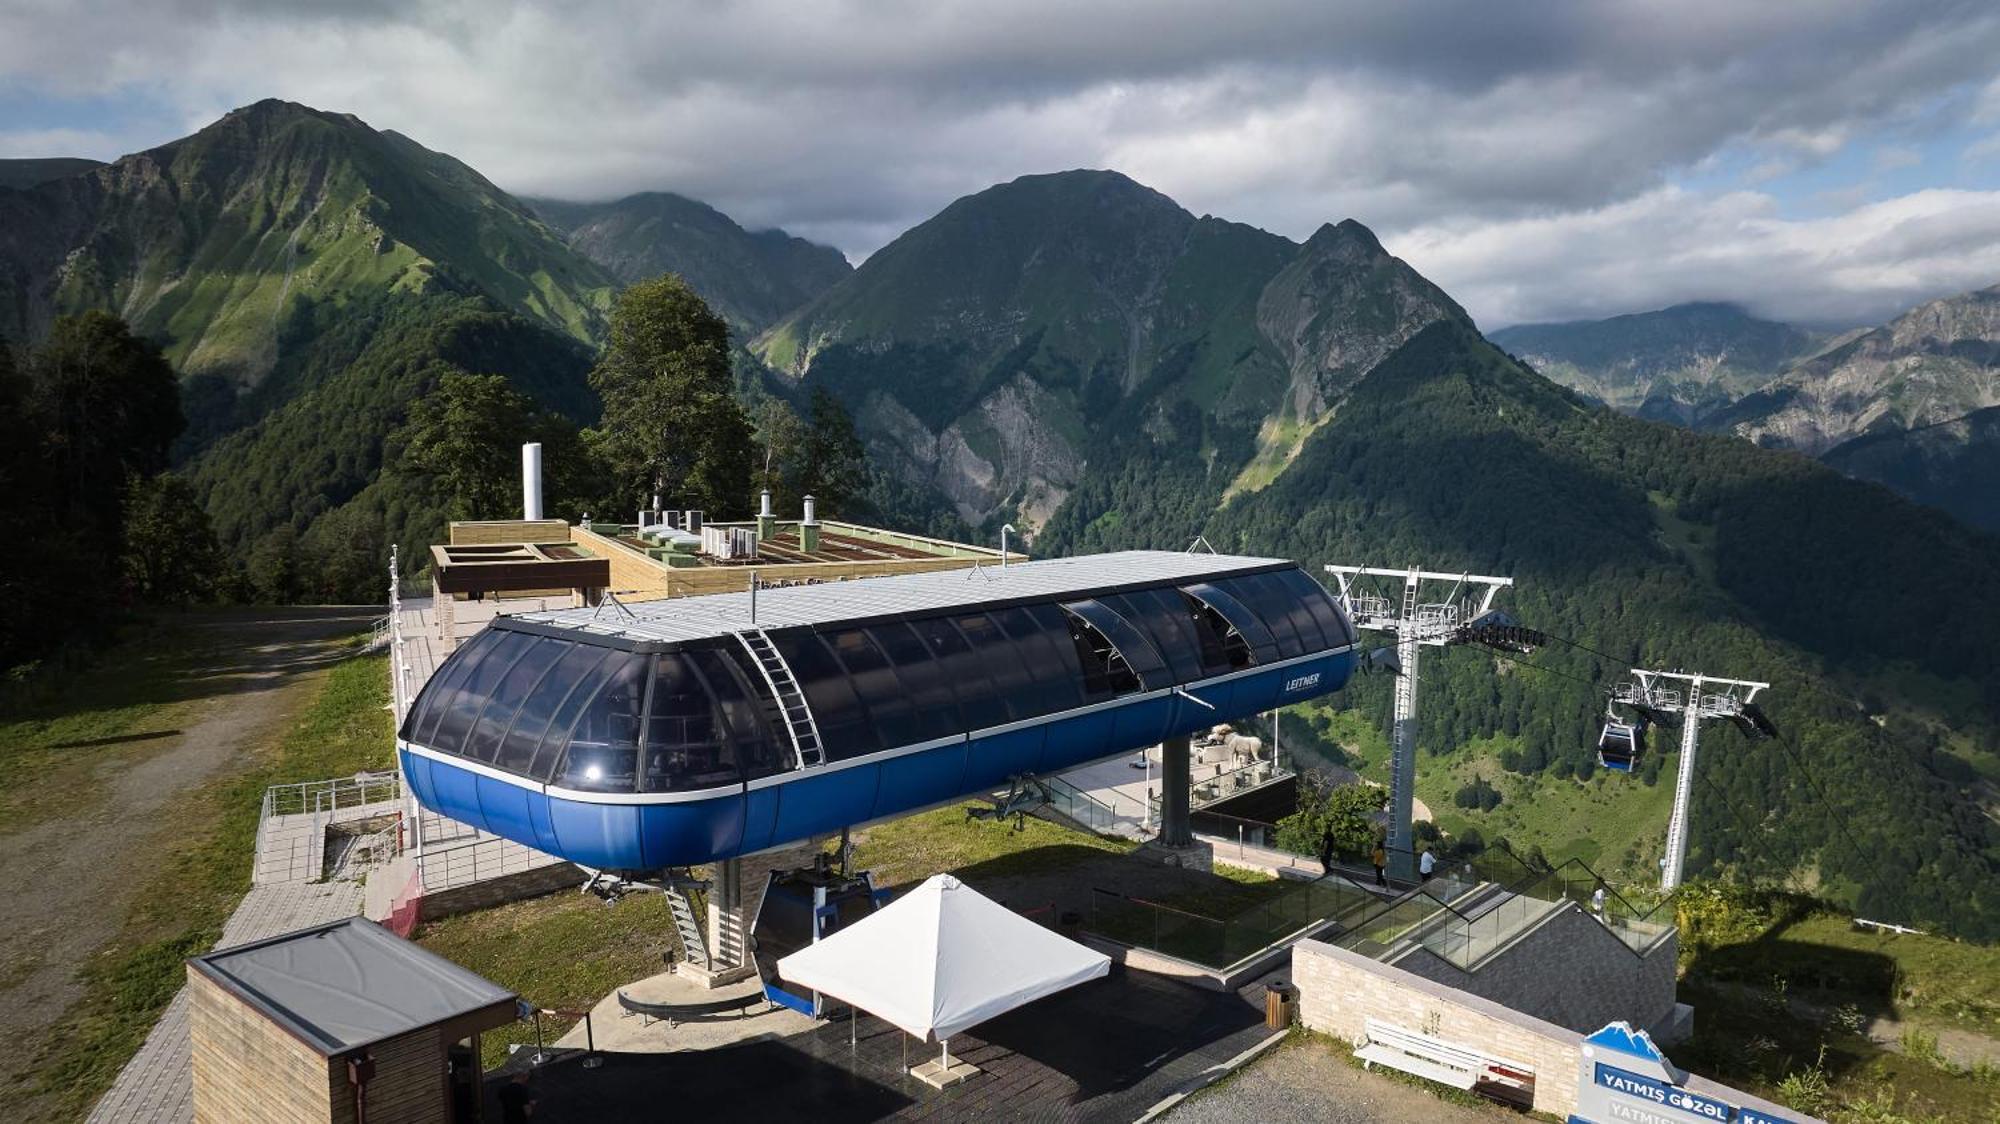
[740, 786, 782, 853]
[398, 748, 436, 806]
[872, 741, 970, 817]
[474, 773, 538, 845]
[1038, 709, 1118, 773]
[526, 789, 561, 854]
[429, 758, 487, 833]
[546, 798, 647, 869]
[962, 726, 1046, 790]
[638, 798, 744, 868]
[771, 765, 880, 843]
[1112, 694, 1175, 748]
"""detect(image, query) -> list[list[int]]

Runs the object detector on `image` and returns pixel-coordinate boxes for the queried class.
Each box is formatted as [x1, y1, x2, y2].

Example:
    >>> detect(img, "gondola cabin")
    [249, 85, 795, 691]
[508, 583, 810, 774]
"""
[1597, 718, 1645, 772]
[397, 550, 1358, 873]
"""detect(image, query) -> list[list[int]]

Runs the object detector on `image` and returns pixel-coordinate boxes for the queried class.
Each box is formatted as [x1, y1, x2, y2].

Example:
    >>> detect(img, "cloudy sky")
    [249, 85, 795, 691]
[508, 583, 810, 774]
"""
[6, 0, 2000, 328]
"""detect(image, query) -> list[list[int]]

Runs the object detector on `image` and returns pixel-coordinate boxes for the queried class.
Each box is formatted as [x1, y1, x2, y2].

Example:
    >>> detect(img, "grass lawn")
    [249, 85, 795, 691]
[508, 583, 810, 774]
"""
[0, 619, 219, 833]
[842, 801, 1135, 890]
[413, 802, 1143, 1068]
[416, 892, 678, 1068]
[25, 639, 386, 1120]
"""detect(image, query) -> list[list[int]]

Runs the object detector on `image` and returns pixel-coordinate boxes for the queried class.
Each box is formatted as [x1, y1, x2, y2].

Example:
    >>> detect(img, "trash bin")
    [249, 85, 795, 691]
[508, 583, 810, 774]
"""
[1264, 980, 1297, 1029]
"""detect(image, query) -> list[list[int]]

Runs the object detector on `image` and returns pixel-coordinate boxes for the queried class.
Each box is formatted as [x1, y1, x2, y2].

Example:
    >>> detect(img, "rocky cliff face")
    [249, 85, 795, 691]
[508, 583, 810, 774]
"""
[1256, 219, 1470, 422]
[1720, 285, 2000, 454]
[753, 171, 1461, 532]
[529, 191, 850, 333]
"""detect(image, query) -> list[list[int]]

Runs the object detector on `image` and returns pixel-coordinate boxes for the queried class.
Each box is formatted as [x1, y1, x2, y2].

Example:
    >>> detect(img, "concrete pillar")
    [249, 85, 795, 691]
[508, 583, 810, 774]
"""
[1157, 735, 1193, 848]
[706, 858, 751, 975]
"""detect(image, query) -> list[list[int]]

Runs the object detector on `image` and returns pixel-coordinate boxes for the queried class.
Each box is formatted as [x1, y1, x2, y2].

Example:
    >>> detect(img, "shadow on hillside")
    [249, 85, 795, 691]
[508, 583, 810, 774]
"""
[1677, 901, 1901, 1087]
[3, 606, 381, 723]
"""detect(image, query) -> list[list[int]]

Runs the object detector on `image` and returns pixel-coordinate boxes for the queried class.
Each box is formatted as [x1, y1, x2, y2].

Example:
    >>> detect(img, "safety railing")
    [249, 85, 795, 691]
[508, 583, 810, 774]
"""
[1188, 748, 1295, 810]
[416, 834, 560, 890]
[1042, 774, 1144, 835]
[1087, 872, 1382, 971]
[261, 771, 403, 819]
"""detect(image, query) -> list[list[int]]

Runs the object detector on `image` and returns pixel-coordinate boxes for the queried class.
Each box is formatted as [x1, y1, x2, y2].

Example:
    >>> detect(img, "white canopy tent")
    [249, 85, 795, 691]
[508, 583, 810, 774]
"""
[776, 873, 1110, 1085]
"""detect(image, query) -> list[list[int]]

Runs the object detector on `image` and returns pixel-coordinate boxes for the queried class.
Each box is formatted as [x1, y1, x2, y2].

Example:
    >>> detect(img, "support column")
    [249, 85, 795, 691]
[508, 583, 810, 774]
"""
[1386, 631, 1421, 882]
[1157, 735, 1193, 848]
[709, 858, 747, 970]
[1661, 690, 1703, 892]
[683, 858, 756, 987]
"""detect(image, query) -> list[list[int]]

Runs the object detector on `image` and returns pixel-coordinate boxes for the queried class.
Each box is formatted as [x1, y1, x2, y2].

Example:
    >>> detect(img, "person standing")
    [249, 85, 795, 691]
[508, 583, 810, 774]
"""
[1371, 841, 1388, 887]
[1317, 825, 1335, 875]
[1418, 846, 1436, 883]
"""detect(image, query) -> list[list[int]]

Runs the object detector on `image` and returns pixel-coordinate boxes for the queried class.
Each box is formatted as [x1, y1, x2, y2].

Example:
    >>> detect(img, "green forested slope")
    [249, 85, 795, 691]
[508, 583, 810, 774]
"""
[530, 192, 850, 333]
[183, 291, 594, 597]
[1044, 323, 2000, 938]
[0, 100, 614, 396]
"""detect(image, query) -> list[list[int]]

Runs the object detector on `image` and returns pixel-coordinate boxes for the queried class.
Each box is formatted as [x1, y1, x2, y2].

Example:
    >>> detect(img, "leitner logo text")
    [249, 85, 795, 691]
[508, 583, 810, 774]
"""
[1284, 672, 1321, 693]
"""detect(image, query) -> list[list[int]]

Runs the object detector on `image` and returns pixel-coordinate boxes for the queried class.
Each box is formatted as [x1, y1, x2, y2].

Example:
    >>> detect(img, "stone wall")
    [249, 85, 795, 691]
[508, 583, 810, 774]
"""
[1293, 939, 1589, 1118]
[416, 862, 583, 922]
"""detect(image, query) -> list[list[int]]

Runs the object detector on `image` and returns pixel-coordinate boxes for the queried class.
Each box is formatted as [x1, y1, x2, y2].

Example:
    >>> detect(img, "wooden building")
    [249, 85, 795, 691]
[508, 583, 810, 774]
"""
[188, 918, 518, 1124]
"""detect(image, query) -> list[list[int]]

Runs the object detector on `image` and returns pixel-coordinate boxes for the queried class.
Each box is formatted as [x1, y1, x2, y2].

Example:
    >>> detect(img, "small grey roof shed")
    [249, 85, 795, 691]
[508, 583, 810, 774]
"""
[188, 917, 519, 1124]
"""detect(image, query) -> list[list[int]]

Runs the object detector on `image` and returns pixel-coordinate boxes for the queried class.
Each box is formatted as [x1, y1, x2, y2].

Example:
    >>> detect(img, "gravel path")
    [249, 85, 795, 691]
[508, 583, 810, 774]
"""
[0, 606, 374, 1101]
[1166, 1036, 1517, 1124]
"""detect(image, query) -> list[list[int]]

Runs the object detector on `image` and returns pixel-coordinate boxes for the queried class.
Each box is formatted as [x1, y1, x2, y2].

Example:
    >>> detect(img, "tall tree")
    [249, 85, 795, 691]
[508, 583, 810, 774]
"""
[585, 276, 753, 517]
[121, 474, 221, 605]
[790, 387, 869, 516]
[26, 311, 184, 532]
[395, 370, 601, 523]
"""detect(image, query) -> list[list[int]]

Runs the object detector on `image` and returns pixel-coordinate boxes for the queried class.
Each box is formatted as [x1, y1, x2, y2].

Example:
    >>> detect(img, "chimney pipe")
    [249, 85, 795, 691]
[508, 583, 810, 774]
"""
[757, 489, 776, 539]
[800, 494, 820, 553]
[521, 443, 543, 521]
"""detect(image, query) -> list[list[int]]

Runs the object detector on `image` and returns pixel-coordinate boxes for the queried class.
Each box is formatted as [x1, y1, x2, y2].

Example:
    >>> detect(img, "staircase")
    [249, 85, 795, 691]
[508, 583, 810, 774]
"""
[735, 629, 826, 769]
[665, 884, 710, 969]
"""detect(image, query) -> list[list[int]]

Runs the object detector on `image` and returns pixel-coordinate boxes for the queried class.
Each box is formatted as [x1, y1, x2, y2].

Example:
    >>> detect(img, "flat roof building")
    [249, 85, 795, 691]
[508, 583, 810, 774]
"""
[188, 917, 518, 1124]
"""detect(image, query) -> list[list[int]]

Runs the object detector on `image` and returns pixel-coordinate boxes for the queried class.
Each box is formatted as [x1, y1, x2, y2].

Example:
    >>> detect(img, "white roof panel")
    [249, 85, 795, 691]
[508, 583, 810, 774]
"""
[504, 549, 1293, 645]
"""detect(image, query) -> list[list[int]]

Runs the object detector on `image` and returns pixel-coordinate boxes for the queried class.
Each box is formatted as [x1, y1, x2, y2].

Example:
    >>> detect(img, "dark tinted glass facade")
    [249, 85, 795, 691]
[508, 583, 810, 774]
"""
[401, 564, 1351, 787]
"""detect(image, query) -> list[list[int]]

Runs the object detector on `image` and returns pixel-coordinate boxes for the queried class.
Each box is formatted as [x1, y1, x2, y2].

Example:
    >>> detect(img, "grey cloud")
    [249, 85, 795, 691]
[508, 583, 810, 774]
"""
[5, 0, 2000, 325]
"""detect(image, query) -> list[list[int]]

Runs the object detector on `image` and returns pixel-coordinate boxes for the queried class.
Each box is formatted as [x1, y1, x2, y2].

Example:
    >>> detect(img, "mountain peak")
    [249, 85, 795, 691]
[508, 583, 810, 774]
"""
[1307, 218, 1386, 253]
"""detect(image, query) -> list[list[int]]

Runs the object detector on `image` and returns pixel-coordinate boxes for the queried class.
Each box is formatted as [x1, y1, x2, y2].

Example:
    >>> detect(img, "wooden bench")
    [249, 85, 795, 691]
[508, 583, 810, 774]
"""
[615, 989, 767, 1028]
[1356, 1018, 1534, 1105]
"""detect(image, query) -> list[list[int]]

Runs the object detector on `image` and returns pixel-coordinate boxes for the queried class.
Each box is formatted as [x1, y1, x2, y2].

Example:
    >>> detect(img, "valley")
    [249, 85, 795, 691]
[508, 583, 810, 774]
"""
[3, 100, 1997, 947]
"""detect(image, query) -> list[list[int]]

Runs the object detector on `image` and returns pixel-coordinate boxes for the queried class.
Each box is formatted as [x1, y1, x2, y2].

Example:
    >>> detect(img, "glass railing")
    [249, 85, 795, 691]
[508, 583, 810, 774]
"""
[1087, 872, 1381, 970]
[1042, 774, 1147, 836]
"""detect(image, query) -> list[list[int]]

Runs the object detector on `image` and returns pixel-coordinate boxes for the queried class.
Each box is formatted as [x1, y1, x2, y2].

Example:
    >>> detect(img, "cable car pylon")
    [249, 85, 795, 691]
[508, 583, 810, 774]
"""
[1610, 670, 1772, 892]
[1325, 564, 1516, 882]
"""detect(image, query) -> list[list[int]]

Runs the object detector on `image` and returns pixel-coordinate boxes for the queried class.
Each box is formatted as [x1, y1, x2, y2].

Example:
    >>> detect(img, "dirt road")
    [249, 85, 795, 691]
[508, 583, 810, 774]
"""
[0, 607, 375, 1095]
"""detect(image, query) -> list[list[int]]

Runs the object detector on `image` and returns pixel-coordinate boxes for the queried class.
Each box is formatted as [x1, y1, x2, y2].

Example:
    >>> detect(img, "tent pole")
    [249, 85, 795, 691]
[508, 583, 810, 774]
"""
[850, 1005, 856, 1049]
[942, 1038, 950, 1072]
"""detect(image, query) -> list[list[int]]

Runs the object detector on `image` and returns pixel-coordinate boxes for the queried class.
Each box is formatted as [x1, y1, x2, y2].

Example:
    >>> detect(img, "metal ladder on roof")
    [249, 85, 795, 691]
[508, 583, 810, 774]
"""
[734, 629, 827, 769]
